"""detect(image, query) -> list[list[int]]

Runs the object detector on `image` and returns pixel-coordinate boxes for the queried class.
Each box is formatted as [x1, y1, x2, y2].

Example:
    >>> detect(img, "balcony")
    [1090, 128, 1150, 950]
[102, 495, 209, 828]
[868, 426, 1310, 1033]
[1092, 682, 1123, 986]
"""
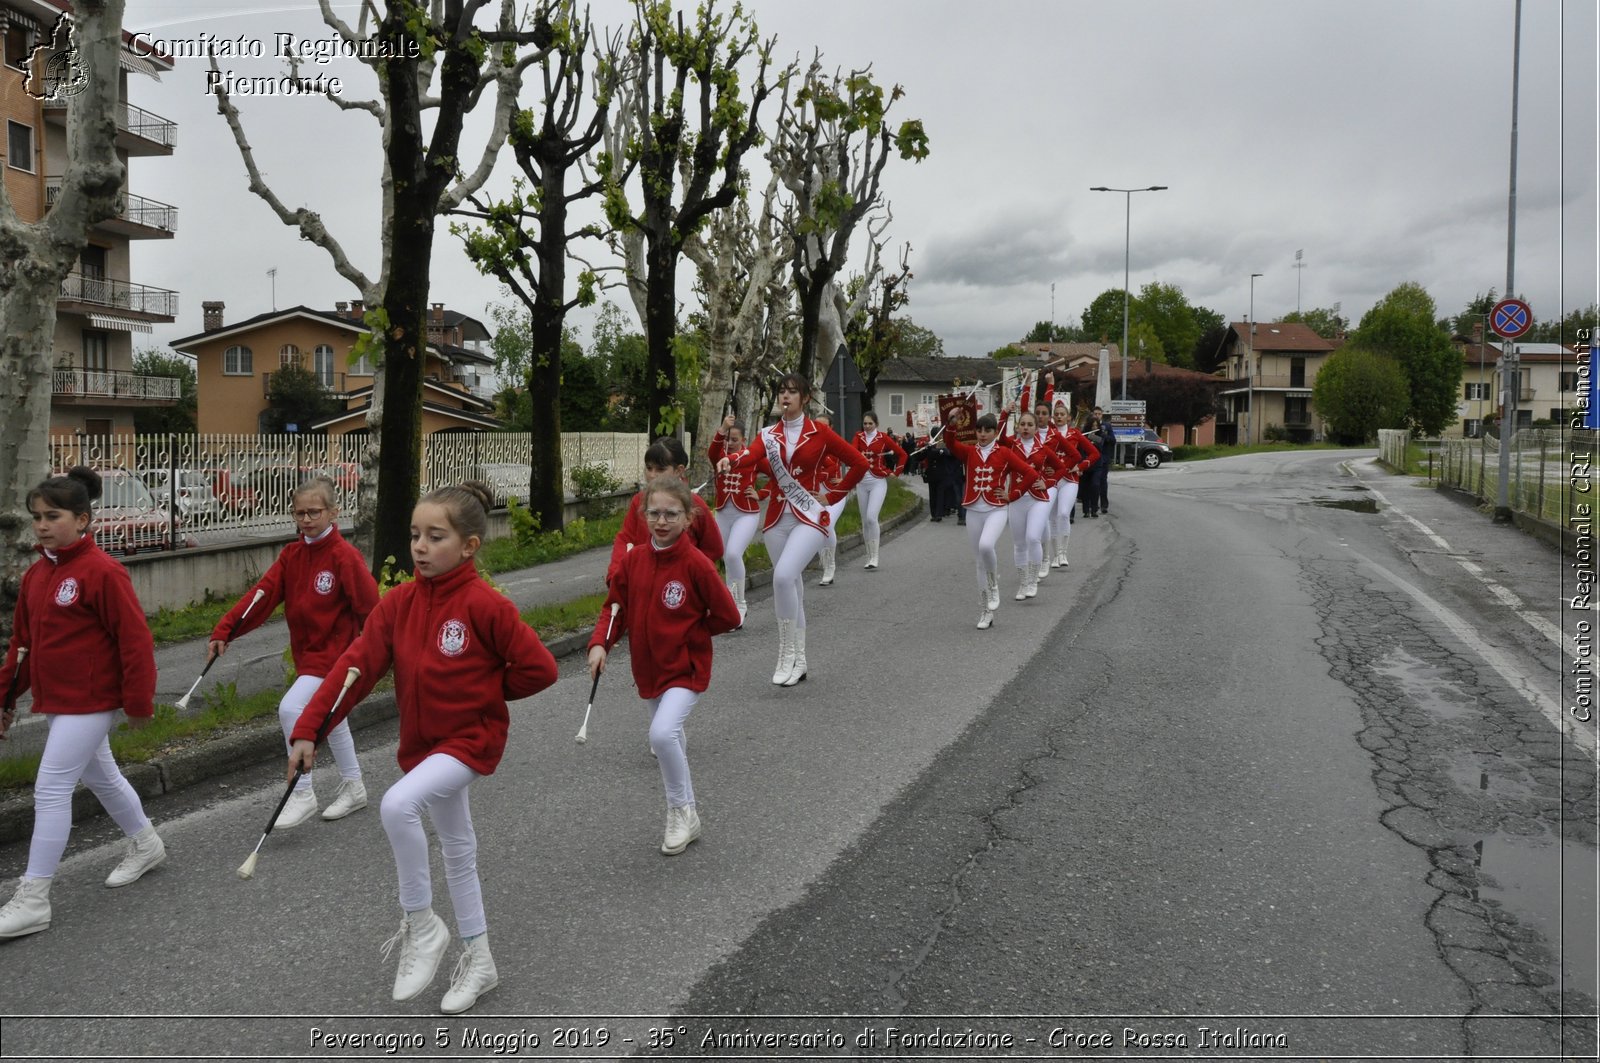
[44, 99, 177, 156]
[45, 179, 177, 239]
[52, 368, 180, 404]
[264, 370, 355, 401]
[58, 272, 178, 322]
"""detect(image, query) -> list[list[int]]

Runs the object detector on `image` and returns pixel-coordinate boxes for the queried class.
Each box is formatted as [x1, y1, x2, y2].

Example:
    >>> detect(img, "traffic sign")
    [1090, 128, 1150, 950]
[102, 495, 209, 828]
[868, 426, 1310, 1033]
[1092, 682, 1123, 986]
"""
[1491, 298, 1533, 339]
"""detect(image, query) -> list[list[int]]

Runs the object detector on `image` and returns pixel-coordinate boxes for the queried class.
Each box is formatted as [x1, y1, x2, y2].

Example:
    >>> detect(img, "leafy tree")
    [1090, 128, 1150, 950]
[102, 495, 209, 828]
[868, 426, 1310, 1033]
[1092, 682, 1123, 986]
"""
[1125, 321, 1166, 365]
[1024, 320, 1080, 343]
[898, 319, 945, 358]
[262, 364, 339, 433]
[1191, 322, 1232, 375]
[131, 350, 197, 433]
[1444, 291, 1497, 338]
[1525, 303, 1599, 346]
[1282, 305, 1349, 339]
[1351, 282, 1460, 436]
[590, 302, 651, 432]
[1312, 345, 1411, 443]
[1080, 288, 1128, 346]
[1130, 373, 1223, 443]
[1135, 282, 1197, 369]
[989, 344, 1032, 360]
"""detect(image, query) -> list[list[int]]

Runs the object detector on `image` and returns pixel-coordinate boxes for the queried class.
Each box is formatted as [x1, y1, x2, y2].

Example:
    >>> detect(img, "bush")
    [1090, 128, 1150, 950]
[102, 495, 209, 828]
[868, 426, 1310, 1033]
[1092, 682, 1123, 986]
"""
[1263, 424, 1289, 442]
[570, 461, 623, 500]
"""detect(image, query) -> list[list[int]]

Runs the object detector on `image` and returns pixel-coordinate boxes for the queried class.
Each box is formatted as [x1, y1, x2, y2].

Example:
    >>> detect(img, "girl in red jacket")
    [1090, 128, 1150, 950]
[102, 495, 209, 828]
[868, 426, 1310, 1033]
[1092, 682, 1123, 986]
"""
[943, 413, 1039, 630]
[851, 410, 908, 571]
[810, 413, 851, 586]
[715, 373, 868, 686]
[708, 414, 761, 624]
[288, 481, 557, 1015]
[1002, 412, 1067, 600]
[608, 437, 724, 585]
[0, 468, 165, 940]
[210, 476, 378, 829]
[1048, 387, 1098, 568]
[587, 477, 742, 856]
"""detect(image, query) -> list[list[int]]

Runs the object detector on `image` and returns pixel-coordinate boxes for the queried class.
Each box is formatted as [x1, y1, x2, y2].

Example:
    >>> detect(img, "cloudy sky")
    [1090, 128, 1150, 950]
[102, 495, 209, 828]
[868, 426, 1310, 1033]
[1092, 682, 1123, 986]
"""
[119, 0, 1596, 361]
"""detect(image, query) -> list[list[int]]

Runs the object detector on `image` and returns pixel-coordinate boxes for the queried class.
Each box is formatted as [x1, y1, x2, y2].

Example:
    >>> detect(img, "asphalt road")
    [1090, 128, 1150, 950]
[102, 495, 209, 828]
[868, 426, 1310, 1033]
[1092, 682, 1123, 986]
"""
[1, 451, 1594, 1061]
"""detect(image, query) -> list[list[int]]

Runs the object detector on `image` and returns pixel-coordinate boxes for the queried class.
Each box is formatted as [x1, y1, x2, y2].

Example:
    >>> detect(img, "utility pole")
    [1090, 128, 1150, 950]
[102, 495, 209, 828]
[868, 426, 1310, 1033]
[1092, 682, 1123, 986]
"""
[1495, 0, 1522, 523]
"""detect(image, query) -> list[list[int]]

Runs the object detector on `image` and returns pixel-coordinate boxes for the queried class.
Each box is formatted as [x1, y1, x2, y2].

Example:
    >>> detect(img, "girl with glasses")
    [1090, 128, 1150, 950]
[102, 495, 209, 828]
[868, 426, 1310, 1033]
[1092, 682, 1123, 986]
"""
[209, 475, 378, 827]
[715, 373, 868, 686]
[608, 437, 724, 585]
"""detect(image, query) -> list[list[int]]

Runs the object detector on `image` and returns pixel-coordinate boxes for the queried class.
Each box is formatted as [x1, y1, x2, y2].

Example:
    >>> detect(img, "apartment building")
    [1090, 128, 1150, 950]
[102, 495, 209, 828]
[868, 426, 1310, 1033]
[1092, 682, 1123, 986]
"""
[3, 0, 179, 435]
[1214, 321, 1339, 444]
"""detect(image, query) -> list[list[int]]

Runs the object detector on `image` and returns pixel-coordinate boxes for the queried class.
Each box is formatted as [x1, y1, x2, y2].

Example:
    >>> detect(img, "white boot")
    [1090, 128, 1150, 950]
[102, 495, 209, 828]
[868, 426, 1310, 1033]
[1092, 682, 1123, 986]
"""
[976, 590, 994, 630]
[321, 778, 368, 820]
[1024, 562, 1039, 599]
[105, 824, 166, 887]
[661, 804, 703, 854]
[863, 533, 880, 570]
[728, 578, 747, 627]
[783, 627, 807, 686]
[384, 908, 450, 1002]
[1014, 567, 1028, 601]
[272, 786, 320, 830]
[1035, 549, 1049, 581]
[985, 570, 1000, 612]
[1059, 535, 1070, 567]
[771, 618, 796, 685]
[441, 933, 499, 1014]
[819, 546, 836, 586]
[0, 877, 51, 938]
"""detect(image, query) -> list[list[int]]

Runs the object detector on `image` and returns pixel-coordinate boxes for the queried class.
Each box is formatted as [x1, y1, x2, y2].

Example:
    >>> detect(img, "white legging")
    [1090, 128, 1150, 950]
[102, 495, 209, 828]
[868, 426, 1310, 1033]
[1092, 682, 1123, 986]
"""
[823, 497, 847, 549]
[28, 711, 151, 879]
[279, 674, 362, 792]
[380, 753, 485, 937]
[762, 510, 828, 628]
[714, 505, 761, 586]
[648, 687, 699, 808]
[1009, 493, 1051, 566]
[854, 475, 889, 543]
[964, 504, 1008, 591]
[1053, 480, 1080, 540]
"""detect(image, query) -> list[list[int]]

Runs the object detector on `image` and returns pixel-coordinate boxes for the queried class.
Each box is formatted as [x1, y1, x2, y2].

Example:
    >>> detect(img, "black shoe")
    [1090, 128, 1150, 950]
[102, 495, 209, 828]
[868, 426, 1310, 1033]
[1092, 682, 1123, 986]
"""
[931, 516, 942, 522]
[957, 518, 966, 526]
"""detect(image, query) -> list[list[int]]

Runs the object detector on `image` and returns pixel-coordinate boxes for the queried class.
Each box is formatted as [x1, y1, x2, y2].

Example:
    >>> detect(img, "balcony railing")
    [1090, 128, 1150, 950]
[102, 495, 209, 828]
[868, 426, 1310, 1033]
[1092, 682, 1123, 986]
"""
[264, 370, 353, 400]
[1230, 375, 1313, 390]
[59, 272, 179, 317]
[52, 368, 180, 402]
[46, 99, 178, 151]
[45, 179, 179, 234]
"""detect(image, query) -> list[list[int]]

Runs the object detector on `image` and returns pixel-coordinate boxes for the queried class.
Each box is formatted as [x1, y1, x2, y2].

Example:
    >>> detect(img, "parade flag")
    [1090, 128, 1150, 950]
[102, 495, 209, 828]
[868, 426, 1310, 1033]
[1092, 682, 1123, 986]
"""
[938, 393, 979, 446]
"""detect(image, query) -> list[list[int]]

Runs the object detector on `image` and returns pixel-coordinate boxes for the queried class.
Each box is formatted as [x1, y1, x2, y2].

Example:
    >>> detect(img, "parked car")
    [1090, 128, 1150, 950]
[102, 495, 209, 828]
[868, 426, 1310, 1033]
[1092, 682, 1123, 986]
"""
[205, 467, 261, 517]
[1130, 428, 1174, 469]
[82, 467, 193, 553]
[301, 461, 360, 492]
[141, 468, 222, 521]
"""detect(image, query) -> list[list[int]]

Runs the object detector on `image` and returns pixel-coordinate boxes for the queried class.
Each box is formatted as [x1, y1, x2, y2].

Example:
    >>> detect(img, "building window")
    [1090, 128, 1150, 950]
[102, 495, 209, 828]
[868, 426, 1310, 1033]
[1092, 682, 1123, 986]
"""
[279, 343, 301, 369]
[223, 345, 253, 375]
[313, 344, 335, 387]
[4, 25, 33, 69]
[889, 394, 904, 416]
[348, 352, 373, 376]
[7, 121, 34, 173]
[920, 393, 938, 407]
[1560, 371, 1579, 391]
[82, 330, 109, 372]
[1464, 382, 1488, 401]
[1463, 419, 1483, 438]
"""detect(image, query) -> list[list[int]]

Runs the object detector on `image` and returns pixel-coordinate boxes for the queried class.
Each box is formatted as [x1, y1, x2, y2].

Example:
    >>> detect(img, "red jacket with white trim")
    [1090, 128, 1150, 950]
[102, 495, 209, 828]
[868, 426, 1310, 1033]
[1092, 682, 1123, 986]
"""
[944, 434, 1040, 506]
[291, 560, 557, 775]
[1004, 435, 1069, 498]
[708, 433, 761, 513]
[851, 430, 908, 478]
[727, 417, 868, 531]
[211, 526, 378, 677]
[589, 534, 741, 700]
[0, 535, 155, 718]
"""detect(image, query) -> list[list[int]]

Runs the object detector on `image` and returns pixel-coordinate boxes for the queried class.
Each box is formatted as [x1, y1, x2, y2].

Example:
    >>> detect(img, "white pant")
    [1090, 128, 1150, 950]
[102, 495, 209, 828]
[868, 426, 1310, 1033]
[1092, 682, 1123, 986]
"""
[964, 505, 1008, 591]
[823, 497, 847, 548]
[715, 505, 761, 586]
[380, 753, 485, 937]
[854, 475, 889, 542]
[279, 674, 362, 792]
[28, 711, 150, 879]
[1009, 494, 1051, 566]
[648, 687, 699, 808]
[762, 511, 828, 628]
[1054, 480, 1079, 540]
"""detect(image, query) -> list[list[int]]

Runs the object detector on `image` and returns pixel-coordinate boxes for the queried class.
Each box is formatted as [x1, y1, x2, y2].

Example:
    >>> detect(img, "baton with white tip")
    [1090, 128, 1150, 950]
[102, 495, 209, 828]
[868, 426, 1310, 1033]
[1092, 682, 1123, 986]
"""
[576, 603, 621, 745]
[177, 588, 266, 710]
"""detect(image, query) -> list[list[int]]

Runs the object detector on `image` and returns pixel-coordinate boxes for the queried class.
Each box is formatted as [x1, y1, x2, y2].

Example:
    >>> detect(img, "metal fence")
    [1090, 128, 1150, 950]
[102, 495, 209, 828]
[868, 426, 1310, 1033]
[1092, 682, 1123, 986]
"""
[47, 431, 652, 544]
[1383, 427, 1596, 526]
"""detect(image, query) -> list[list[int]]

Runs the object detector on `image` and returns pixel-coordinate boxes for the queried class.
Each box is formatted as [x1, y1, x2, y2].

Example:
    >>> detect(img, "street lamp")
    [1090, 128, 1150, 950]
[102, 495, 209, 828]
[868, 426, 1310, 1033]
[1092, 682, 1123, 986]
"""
[1090, 185, 1168, 400]
[1245, 272, 1262, 445]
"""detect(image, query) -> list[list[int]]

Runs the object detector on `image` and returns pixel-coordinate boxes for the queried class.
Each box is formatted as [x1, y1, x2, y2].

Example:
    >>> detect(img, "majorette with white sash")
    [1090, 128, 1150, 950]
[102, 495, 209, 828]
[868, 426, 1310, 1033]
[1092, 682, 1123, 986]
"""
[717, 374, 867, 687]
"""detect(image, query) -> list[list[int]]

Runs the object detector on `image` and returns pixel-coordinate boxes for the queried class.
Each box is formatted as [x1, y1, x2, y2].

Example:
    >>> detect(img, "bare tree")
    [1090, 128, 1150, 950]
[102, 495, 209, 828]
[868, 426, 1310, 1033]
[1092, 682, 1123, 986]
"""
[598, 0, 784, 436]
[768, 56, 928, 381]
[845, 238, 914, 411]
[0, 1, 128, 640]
[453, 2, 624, 532]
[213, 0, 552, 574]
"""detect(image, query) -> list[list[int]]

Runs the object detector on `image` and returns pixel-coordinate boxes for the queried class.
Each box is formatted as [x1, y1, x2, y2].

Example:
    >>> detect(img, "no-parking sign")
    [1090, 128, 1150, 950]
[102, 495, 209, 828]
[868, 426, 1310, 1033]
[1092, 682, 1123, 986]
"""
[1491, 298, 1533, 340]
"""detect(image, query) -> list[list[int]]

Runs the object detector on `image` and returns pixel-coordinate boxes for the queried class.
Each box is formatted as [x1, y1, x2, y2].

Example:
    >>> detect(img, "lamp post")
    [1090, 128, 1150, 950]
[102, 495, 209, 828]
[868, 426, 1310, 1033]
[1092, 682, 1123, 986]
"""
[1245, 272, 1262, 445]
[1090, 184, 1167, 400]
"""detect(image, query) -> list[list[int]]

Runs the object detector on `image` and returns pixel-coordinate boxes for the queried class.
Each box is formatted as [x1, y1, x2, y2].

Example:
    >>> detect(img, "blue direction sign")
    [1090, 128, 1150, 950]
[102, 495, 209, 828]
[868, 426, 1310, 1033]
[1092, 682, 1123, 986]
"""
[1491, 298, 1533, 339]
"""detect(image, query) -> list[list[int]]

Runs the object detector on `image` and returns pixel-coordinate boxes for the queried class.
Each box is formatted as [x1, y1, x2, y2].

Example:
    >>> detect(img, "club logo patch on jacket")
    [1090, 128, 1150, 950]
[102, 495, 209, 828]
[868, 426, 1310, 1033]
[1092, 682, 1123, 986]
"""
[314, 570, 336, 595]
[437, 618, 469, 657]
[53, 578, 79, 607]
[661, 580, 687, 610]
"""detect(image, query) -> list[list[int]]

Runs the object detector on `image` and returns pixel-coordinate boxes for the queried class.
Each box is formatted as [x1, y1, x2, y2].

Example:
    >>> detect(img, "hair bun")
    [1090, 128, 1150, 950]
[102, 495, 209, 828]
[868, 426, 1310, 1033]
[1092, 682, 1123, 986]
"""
[459, 480, 494, 514]
[66, 465, 103, 503]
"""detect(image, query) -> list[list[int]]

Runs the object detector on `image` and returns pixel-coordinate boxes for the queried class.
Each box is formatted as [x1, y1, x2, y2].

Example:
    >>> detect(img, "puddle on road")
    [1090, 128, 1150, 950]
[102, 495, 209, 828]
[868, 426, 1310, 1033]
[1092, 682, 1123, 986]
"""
[1473, 833, 1599, 1001]
[1370, 648, 1476, 720]
[1444, 755, 1537, 799]
[1307, 497, 1381, 513]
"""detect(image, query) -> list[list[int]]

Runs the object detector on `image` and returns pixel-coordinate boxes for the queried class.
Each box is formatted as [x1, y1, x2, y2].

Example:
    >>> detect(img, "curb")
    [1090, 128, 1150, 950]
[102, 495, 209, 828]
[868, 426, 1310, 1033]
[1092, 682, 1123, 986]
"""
[0, 496, 925, 847]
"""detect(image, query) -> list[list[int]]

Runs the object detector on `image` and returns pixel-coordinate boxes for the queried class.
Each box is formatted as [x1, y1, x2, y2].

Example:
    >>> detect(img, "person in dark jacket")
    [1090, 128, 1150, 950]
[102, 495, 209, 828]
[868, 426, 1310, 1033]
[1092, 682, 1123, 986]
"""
[1083, 408, 1116, 518]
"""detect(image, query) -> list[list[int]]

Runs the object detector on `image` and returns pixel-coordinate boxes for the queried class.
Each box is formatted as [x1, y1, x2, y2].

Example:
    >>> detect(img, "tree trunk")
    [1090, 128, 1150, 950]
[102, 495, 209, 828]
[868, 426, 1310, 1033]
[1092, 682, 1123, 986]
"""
[0, 289, 60, 643]
[796, 274, 825, 383]
[526, 200, 566, 530]
[644, 235, 679, 436]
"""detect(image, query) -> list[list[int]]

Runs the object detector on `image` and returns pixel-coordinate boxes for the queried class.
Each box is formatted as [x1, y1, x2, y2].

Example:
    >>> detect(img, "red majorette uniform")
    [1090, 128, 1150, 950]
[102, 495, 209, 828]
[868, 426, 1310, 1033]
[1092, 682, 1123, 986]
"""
[1001, 432, 1068, 599]
[0, 534, 163, 919]
[943, 431, 1038, 630]
[850, 429, 908, 570]
[608, 490, 724, 584]
[723, 415, 867, 685]
[707, 431, 761, 621]
[212, 524, 379, 822]
[813, 449, 849, 585]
